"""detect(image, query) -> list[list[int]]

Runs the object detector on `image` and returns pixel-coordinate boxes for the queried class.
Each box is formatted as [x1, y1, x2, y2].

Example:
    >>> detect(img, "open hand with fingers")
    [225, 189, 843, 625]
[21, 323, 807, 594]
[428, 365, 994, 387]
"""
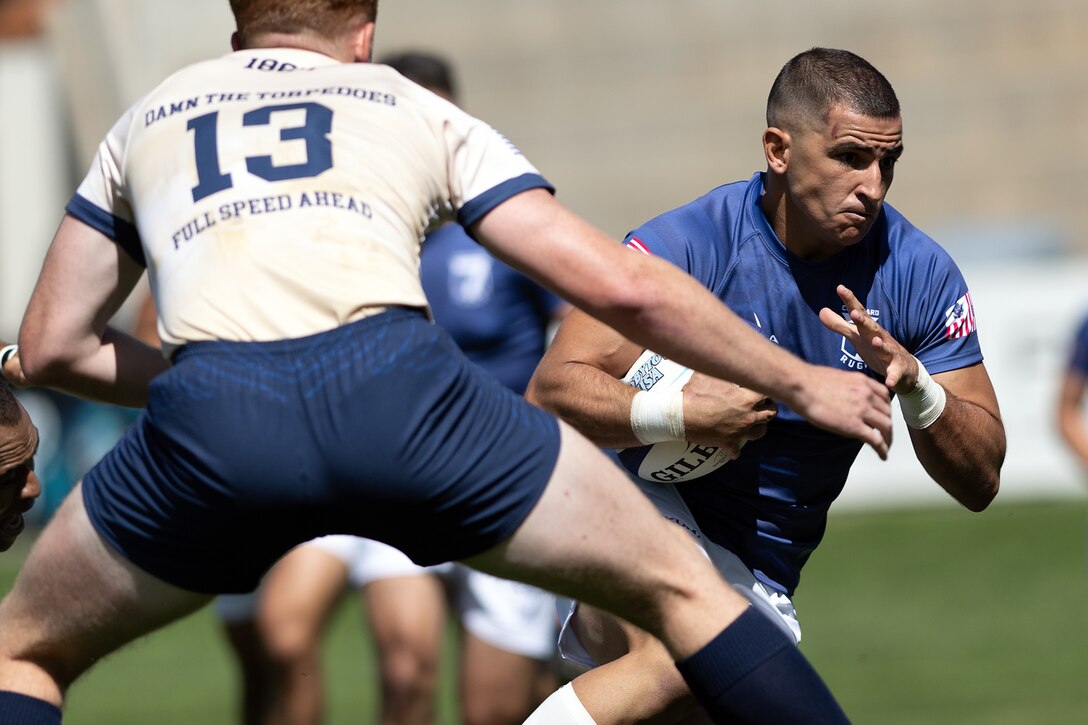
[790, 364, 893, 459]
[818, 284, 920, 395]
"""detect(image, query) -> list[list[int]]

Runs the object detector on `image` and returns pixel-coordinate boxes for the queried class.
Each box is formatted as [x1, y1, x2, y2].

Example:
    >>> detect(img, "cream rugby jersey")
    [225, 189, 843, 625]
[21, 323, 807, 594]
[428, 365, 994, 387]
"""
[67, 48, 552, 355]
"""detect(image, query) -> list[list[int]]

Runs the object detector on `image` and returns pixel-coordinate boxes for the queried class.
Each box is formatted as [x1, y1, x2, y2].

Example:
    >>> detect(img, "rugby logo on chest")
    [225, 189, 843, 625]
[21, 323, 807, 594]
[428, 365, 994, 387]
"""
[616, 350, 732, 483]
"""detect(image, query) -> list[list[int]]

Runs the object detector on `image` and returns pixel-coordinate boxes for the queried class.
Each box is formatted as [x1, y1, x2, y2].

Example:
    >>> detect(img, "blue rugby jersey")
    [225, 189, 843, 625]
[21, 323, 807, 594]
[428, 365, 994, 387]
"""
[623, 172, 983, 595]
[421, 223, 564, 395]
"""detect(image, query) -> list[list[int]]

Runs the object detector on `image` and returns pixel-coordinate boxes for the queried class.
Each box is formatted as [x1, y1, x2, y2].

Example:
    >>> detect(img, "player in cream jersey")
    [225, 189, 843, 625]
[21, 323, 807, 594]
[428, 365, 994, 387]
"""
[0, 3, 900, 722]
[72, 47, 544, 354]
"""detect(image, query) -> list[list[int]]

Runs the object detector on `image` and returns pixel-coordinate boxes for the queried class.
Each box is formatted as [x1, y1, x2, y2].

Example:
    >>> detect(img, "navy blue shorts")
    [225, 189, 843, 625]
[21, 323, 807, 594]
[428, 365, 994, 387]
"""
[82, 308, 560, 594]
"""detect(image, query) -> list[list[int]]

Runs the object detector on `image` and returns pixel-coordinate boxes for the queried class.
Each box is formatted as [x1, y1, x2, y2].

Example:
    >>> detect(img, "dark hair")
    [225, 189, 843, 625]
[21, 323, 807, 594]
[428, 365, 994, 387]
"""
[381, 51, 458, 102]
[229, 0, 378, 43]
[767, 48, 899, 131]
[0, 384, 21, 427]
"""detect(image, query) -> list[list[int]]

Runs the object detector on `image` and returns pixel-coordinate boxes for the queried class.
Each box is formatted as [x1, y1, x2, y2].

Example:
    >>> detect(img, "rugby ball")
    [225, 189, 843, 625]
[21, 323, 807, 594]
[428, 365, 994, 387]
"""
[617, 350, 732, 483]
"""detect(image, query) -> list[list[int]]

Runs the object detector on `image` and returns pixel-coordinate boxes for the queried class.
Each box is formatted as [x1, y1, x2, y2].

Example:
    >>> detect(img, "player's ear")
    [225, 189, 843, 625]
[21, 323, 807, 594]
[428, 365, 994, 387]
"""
[351, 21, 376, 63]
[763, 127, 790, 174]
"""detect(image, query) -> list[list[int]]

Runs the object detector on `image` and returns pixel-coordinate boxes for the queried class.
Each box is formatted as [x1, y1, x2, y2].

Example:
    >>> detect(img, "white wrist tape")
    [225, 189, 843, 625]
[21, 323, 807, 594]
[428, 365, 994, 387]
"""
[0, 344, 17, 367]
[899, 360, 946, 429]
[630, 390, 686, 445]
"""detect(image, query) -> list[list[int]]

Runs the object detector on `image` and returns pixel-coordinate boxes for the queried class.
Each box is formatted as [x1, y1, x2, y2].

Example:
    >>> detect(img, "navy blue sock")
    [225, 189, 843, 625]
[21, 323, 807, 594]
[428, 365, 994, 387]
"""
[675, 608, 850, 724]
[0, 691, 62, 725]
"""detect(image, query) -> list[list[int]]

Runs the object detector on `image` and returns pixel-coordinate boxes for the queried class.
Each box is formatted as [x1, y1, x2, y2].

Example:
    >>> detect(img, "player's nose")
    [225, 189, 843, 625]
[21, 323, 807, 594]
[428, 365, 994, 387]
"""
[856, 162, 886, 204]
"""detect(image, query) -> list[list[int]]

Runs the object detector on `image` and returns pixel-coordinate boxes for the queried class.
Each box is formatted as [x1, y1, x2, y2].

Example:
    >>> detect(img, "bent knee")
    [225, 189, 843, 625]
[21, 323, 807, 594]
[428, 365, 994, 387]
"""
[380, 643, 439, 696]
[257, 617, 322, 667]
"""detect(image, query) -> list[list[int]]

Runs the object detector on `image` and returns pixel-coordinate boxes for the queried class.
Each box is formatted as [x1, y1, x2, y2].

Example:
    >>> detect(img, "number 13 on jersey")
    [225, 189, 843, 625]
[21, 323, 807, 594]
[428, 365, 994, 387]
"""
[187, 102, 334, 202]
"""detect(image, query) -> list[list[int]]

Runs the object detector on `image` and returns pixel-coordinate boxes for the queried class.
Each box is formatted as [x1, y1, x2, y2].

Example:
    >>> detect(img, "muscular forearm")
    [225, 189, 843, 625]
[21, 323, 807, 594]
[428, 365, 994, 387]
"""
[585, 259, 810, 410]
[908, 391, 1004, 511]
[18, 326, 168, 408]
[527, 362, 643, 449]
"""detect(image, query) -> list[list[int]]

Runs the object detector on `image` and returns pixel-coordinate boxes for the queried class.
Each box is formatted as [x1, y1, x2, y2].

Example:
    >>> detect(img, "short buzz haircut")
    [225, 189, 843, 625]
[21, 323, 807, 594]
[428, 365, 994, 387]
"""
[229, 0, 378, 44]
[381, 51, 458, 102]
[766, 48, 900, 132]
[0, 384, 21, 428]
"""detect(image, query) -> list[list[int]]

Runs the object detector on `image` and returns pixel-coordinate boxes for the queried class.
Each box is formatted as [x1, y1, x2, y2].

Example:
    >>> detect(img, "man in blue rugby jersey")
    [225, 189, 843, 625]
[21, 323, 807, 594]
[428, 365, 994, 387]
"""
[526, 47, 1007, 723]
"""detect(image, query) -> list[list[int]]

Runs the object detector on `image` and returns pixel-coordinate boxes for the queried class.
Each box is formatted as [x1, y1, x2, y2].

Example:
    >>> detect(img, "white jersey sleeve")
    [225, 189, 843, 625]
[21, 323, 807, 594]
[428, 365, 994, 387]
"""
[66, 48, 552, 355]
[68, 105, 143, 264]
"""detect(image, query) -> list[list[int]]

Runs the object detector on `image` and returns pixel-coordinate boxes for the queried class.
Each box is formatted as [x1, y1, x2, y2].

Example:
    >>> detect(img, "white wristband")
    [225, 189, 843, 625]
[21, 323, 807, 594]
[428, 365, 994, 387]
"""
[630, 390, 686, 445]
[899, 360, 946, 429]
[0, 344, 17, 368]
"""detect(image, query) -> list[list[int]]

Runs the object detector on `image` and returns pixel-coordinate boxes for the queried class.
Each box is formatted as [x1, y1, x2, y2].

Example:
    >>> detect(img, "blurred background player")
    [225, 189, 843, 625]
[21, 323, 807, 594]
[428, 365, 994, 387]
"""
[252, 536, 560, 725]
[525, 47, 1006, 723]
[213, 49, 571, 725]
[1057, 312, 1088, 474]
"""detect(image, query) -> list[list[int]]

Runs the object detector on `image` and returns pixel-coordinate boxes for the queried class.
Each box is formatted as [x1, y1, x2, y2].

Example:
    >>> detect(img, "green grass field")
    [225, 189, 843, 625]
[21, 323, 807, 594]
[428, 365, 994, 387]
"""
[3, 499, 1086, 724]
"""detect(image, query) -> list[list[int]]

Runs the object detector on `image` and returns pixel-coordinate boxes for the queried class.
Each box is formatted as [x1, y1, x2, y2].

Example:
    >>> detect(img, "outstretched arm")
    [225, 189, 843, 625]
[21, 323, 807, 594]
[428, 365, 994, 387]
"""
[527, 308, 775, 457]
[820, 284, 1004, 511]
[15, 215, 169, 407]
[476, 189, 892, 458]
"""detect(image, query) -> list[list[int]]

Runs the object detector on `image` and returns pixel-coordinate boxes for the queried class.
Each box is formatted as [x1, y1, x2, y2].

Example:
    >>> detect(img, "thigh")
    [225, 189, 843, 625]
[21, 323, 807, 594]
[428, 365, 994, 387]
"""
[554, 474, 802, 662]
[630, 479, 803, 644]
[0, 483, 210, 700]
[258, 543, 352, 645]
[363, 574, 447, 666]
[461, 422, 748, 659]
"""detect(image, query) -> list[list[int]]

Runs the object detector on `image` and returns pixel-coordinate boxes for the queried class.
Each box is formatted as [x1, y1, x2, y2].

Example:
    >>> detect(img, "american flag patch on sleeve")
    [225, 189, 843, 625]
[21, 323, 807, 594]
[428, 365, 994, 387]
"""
[944, 291, 976, 339]
[626, 237, 652, 255]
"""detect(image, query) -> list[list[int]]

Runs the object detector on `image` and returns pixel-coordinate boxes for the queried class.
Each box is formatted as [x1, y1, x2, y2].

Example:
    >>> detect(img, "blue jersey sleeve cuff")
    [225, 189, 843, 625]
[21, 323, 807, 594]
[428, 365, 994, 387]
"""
[66, 194, 146, 268]
[457, 173, 554, 229]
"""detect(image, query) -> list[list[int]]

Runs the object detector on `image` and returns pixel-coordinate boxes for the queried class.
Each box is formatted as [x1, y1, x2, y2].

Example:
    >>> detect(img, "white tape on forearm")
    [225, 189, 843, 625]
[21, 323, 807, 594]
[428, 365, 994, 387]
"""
[899, 360, 946, 429]
[630, 390, 686, 445]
